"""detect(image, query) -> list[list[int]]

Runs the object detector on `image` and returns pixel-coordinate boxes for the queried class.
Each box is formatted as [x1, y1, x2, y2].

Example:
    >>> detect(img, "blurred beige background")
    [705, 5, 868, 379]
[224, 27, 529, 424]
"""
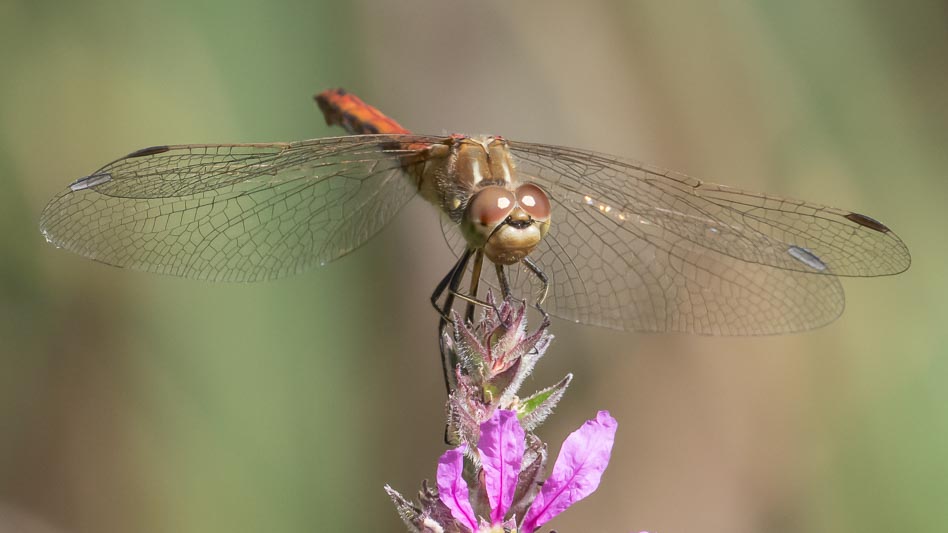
[1, 1, 946, 532]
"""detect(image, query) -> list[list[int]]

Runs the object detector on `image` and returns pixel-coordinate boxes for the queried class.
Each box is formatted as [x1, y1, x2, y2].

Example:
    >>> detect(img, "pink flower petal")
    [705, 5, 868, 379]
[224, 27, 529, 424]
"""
[520, 411, 617, 533]
[436, 447, 478, 532]
[478, 409, 525, 524]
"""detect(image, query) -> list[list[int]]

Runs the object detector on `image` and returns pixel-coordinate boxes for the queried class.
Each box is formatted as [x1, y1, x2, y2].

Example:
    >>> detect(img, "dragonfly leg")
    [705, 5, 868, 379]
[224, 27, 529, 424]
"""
[450, 289, 501, 316]
[431, 248, 473, 321]
[438, 249, 499, 319]
[434, 248, 474, 395]
[495, 263, 513, 299]
[522, 256, 550, 323]
[432, 249, 494, 321]
[464, 250, 485, 323]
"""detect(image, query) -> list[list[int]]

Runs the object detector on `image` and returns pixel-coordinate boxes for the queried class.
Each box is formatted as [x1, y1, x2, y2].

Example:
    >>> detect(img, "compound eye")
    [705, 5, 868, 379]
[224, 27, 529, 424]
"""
[468, 186, 516, 227]
[516, 183, 551, 220]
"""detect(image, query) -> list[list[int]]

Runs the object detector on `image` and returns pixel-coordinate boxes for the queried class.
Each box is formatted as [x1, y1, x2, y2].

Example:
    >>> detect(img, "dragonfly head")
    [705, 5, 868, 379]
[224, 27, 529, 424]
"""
[462, 183, 551, 265]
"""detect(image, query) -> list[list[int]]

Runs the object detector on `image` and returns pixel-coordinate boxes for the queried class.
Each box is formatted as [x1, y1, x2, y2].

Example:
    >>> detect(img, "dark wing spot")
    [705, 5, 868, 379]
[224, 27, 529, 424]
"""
[127, 145, 171, 158]
[844, 212, 891, 233]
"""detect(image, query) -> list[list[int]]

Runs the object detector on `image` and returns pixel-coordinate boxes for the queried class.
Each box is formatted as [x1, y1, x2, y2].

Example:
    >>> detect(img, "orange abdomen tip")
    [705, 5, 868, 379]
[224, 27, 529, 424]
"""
[314, 88, 412, 135]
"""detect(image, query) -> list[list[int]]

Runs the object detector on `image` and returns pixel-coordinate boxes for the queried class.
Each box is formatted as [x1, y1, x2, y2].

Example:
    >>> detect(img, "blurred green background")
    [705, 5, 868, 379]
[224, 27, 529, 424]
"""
[1, 1, 946, 532]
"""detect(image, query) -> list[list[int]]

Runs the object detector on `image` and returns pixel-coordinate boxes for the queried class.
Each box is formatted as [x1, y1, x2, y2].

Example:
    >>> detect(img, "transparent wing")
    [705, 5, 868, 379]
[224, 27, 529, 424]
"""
[40, 135, 447, 281]
[508, 142, 910, 278]
[441, 205, 846, 335]
[442, 141, 910, 334]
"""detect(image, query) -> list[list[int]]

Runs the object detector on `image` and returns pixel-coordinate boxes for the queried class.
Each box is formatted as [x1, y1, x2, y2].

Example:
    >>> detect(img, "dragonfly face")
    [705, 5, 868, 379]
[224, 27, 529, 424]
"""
[423, 136, 552, 265]
[463, 183, 552, 265]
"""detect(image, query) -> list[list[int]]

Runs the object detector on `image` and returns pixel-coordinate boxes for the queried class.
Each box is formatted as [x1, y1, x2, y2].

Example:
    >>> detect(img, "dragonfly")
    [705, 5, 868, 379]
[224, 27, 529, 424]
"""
[40, 88, 911, 387]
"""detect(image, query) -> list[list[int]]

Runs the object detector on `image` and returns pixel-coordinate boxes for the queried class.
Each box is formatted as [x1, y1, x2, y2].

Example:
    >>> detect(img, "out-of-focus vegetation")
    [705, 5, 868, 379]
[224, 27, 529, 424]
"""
[1, 1, 946, 532]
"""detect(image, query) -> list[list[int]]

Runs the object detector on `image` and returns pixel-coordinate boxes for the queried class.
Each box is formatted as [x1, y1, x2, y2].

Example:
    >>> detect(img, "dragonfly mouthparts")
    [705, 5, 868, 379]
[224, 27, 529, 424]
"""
[506, 218, 533, 230]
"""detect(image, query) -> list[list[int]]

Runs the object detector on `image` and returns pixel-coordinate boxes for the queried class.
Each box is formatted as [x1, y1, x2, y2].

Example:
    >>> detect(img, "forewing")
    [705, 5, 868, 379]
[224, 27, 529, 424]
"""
[40, 135, 445, 281]
[507, 142, 910, 278]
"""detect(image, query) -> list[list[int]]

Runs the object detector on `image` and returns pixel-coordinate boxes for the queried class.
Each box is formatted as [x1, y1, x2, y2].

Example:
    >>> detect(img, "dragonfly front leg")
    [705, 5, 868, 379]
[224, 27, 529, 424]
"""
[464, 250, 485, 323]
[447, 249, 501, 321]
[495, 263, 512, 299]
[431, 248, 473, 321]
[522, 256, 550, 323]
[433, 248, 474, 394]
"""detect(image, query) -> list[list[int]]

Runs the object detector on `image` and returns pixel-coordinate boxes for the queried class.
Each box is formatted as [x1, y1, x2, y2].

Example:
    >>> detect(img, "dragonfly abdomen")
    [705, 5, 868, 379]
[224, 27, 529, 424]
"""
[315, 88, 411, 135]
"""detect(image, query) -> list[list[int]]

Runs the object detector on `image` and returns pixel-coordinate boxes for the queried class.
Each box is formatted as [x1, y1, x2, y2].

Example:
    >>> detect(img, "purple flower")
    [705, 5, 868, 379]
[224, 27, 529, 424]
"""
[437, 446, 479, 531]
[478, 410, 524, 524]
[436, 409, 617, 533]
[521, 411, 618, 533]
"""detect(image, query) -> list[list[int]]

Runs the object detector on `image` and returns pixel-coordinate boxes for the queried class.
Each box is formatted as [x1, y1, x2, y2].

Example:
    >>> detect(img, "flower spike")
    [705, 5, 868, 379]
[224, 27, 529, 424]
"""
[386, 298, 629, 532]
